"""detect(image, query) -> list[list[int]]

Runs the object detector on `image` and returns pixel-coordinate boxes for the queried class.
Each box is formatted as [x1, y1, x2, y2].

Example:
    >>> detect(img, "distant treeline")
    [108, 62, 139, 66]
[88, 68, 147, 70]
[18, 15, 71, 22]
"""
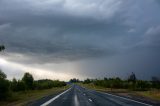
[70, 72, 160, 91]
[0, 70, 66, 100]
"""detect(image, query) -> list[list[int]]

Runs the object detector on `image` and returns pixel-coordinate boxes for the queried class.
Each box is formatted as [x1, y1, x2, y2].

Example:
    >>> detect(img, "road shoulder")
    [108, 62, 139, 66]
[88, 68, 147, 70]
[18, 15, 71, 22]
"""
[80, 84, 160, 106]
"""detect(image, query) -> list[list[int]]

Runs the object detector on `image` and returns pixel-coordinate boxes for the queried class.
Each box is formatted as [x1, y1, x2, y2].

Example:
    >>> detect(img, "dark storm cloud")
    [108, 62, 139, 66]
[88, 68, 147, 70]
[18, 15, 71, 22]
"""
[0, 0, 126, 63]
[0, 21, 117, 63]
[0, 0, 160, 80]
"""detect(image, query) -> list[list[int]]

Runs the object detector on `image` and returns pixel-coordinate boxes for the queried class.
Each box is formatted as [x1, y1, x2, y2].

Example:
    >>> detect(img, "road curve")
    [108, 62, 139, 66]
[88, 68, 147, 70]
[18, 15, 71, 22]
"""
[29, 85, 154, 106]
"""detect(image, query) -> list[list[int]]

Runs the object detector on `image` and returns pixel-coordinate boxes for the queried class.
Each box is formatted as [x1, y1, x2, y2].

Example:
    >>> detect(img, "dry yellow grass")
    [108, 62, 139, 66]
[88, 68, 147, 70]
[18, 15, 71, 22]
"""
[80, 83, 128, 93]
[136, 90, 160, 101]
[0, 86, 70, 106]
[80, 83, 160, 101]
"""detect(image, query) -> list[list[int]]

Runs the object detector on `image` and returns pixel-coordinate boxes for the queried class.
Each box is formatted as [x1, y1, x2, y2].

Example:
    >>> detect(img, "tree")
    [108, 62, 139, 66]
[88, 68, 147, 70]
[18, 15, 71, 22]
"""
[10, 78, 18, 91]
[0, 70, 10, 100]
[0, 70, 6, 79]
[0, 46, 9, 99]
[127, 72, 137, 90]
[128, 72, 136, 83]
[0, 45, 5, 52]
[83, 78, 91, 84]
[16, 80, 26, 91]
[22, 72, 34, 90]
[70, 78, 79, 83]
[151, 76, 160, 89]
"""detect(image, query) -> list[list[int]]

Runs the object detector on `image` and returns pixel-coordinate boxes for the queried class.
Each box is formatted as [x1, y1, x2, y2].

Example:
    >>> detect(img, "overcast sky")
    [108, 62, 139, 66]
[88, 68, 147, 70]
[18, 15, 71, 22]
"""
[0, 0, 160, 81]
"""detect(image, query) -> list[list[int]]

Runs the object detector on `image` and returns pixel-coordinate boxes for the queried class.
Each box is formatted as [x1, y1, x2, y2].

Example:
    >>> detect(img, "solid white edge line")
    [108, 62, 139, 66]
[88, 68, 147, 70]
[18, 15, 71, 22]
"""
[97, 91, 153, 106]
[40, 87, 72, 106]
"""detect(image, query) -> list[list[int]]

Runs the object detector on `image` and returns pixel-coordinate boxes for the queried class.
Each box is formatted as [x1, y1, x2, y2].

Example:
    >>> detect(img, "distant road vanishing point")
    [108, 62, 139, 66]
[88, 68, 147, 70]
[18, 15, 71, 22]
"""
[29, 85, 153, 106]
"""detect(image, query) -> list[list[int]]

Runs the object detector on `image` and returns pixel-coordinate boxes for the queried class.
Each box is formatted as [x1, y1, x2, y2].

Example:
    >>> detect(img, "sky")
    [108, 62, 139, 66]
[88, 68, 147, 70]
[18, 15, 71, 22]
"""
[0, 0, 160, 81]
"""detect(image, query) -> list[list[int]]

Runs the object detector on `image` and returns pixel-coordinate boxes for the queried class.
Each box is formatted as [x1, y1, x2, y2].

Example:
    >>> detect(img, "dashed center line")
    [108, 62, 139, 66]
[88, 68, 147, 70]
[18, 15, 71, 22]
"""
[74, 94, 79, 106]
[89, 98, 92, 102]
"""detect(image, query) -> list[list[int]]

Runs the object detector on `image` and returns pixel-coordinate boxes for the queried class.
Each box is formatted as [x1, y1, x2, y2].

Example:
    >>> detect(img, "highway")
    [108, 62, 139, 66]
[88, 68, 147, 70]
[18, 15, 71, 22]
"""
[29, 85, 154, 106]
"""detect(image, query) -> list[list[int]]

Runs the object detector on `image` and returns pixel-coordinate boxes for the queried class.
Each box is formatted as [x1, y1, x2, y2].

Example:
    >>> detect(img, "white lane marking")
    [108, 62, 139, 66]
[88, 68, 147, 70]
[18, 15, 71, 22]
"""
[40, 87, 72, 106]
[83, 93, 86, 96]
[97, 91, 153, 106]
[89, 98, 92, 102]
[74, 94, 80, 106]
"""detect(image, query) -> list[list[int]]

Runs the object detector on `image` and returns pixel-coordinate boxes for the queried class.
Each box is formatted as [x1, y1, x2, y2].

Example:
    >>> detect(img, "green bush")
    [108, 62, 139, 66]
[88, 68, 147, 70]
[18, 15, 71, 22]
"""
[34, 79, 66, 90]
[135, 80, 151, 91]
[151, 77, 160, 89]
[83, 78, 91, 84]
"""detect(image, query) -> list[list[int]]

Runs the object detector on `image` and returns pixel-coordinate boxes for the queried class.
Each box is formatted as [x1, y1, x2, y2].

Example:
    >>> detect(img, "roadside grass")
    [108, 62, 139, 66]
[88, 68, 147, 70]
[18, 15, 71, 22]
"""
[79, 83, 128, 93]
[136, 90, 160, 101]
[80, 83, 160, 101]
[0, 85, 70, 106]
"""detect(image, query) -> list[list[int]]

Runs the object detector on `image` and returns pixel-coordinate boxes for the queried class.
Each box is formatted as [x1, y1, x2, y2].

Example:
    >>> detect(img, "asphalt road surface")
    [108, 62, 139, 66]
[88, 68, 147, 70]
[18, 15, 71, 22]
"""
[29, 85, 154, 106]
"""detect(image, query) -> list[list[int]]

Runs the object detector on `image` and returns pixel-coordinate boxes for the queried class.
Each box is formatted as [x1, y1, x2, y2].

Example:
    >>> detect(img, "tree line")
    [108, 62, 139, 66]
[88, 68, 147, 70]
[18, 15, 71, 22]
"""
[82, 72, 160, 91]
[0, 70, 66, 100]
